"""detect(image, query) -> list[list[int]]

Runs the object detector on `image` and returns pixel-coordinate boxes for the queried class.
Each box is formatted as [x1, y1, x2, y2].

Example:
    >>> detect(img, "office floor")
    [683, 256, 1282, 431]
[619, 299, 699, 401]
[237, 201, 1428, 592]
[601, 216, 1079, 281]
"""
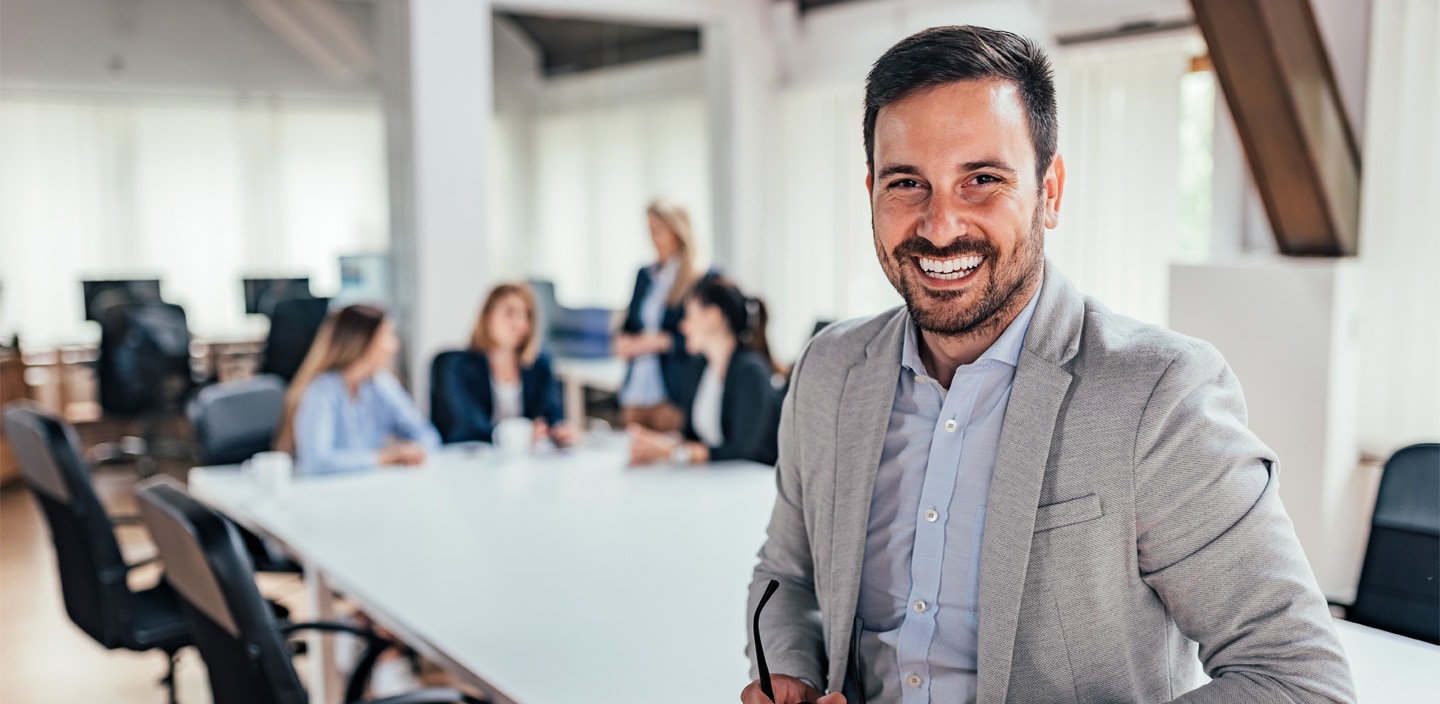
[0, 462, 311, 704]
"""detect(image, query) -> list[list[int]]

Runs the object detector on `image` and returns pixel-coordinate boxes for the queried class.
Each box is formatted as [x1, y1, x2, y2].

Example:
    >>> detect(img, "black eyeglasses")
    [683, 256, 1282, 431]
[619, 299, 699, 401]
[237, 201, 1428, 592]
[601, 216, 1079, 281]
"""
[752, 579, 867, 704]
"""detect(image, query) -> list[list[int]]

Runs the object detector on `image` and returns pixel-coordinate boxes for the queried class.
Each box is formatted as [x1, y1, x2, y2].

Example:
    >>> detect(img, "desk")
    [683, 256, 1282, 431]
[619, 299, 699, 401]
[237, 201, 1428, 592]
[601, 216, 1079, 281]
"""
[189, 443, 774, 704]
[188, 447, 1438, 704]
[1334, 620, 1440, 703]
[552, 357, 628, 424]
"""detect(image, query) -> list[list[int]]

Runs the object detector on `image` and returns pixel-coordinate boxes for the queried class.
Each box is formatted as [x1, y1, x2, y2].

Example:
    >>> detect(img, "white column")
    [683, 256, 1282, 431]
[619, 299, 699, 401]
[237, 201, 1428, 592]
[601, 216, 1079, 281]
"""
[379, 0, 493, 407]
[1169, 258, 1366, 601]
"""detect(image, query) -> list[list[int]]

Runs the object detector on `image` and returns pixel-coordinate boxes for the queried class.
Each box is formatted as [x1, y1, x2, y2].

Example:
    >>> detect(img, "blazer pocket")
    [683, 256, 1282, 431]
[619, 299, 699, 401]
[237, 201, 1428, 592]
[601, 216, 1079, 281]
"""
[1034, 493, 1103, 532]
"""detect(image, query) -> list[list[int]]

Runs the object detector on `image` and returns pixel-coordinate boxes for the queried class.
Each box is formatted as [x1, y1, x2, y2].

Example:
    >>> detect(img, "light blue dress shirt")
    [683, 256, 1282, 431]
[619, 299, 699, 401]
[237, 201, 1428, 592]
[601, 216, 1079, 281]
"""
[619, 259, 678, 407]
[293, 370, 440, 476]
[854, 289, 1040, 704]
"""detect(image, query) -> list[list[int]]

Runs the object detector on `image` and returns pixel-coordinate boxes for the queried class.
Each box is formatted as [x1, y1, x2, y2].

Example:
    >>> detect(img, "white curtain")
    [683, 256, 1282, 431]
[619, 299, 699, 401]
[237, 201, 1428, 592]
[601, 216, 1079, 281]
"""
[0, 93, 387, 347]
[1355, 0, 1440, 453]
[1049, 35, 1199, 327]
[524, 96, 712, 310]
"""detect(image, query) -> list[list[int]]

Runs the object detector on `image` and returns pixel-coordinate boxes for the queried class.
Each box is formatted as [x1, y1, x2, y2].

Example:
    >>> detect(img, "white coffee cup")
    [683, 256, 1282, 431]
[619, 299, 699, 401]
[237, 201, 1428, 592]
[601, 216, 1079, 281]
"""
[493, 418, 535, 457]
[250, 451, 293, 498]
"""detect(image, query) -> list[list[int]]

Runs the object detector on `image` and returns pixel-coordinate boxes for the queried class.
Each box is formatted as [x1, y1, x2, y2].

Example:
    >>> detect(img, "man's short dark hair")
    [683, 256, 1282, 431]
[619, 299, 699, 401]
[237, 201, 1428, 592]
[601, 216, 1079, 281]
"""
[864, 25, 1057, 183]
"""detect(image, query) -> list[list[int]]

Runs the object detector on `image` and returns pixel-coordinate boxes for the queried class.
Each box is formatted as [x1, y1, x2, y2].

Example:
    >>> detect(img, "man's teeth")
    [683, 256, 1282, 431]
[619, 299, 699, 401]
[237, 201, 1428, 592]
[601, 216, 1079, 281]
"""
[918, 255, 984, 279]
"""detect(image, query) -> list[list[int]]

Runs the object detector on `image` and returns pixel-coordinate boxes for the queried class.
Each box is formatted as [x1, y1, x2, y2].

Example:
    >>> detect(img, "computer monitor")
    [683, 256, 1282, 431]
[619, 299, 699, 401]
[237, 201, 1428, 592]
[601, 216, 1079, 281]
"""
[82, 279, 163, 322]
[242, 278, 312, 317]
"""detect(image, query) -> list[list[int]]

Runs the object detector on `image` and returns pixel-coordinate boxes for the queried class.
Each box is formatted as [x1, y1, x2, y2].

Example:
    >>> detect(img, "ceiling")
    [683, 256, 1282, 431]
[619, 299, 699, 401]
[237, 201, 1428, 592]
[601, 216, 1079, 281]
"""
[496, 13, 702, 78]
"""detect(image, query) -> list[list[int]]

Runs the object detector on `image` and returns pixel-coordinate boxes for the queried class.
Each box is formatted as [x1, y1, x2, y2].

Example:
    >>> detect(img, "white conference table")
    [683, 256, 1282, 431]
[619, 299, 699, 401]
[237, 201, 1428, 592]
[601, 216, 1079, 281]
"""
[189, 441, 775, 704]
[1333, 619, 1440, 702]
[188, 442, 1440, 704]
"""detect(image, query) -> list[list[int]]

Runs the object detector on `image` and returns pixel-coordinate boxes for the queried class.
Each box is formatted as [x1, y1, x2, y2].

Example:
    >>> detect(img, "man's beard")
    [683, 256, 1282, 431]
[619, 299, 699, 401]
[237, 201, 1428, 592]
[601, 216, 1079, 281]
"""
[876, 200, 1046, 339]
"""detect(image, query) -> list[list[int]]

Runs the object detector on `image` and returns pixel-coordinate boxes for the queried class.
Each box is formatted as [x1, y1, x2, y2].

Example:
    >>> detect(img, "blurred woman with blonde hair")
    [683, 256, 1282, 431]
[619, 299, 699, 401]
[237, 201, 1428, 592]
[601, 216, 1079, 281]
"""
[430, 283, 575, 446]
[275, 304, 439, 475]
[613, 198, 709, 431]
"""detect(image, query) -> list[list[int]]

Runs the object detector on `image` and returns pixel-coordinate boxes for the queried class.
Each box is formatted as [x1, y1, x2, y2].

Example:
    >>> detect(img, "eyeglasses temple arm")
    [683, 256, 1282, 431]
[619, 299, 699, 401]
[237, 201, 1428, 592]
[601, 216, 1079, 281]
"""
[753, 579, 781, 703]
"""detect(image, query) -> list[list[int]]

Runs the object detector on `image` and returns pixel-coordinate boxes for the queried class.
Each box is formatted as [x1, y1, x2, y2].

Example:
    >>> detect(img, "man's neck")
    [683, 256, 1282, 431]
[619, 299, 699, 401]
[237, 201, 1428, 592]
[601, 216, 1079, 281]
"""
[917, 278, 1039, 388]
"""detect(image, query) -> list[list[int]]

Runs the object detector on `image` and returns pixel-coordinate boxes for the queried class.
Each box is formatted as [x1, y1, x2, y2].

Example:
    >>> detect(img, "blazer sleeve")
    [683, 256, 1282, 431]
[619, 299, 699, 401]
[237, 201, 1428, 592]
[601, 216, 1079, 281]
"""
[620, 269, 648, 335]
[528, 354, 565, 426]
[708, 355, 780, 465]
[436, 355, 498, 443]
[1135, 343, 1354, 704]
[745, 343, 826, 688]
[375, 371, 441, 449]
[293, 383, 379, 476]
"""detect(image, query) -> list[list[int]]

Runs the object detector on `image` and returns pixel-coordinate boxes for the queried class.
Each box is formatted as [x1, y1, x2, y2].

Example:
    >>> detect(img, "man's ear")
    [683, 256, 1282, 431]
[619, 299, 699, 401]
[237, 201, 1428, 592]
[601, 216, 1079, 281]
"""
[1043, 153, 1065, 229]
[865, 167, 874, 198]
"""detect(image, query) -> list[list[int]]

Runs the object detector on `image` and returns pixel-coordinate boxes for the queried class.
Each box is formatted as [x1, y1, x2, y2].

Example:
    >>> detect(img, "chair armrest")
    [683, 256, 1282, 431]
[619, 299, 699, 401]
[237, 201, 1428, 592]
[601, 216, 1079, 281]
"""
[279, 620, 383, 641]
[125, 555, 159, 571]
[363, 688, 487, 704]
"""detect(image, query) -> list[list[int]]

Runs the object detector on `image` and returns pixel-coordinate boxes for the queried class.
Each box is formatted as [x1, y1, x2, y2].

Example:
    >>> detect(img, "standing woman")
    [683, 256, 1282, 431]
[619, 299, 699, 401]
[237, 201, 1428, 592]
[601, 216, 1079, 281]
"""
[613, 199, 705, 432]
[430, 283, 576, 445]
[628, 277, 782, 466]
[274, 304, 439, 476]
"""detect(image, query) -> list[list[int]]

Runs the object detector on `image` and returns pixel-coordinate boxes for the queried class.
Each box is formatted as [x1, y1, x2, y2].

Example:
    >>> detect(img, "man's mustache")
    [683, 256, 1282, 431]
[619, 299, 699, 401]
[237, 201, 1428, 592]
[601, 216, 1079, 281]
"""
[891, 237, 997, 261]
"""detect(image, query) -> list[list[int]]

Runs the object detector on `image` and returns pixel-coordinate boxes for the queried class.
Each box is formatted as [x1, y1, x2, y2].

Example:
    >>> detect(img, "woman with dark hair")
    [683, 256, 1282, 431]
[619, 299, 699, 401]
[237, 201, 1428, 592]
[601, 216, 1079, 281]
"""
[613, 199, 706, 432]
[274, 304, 439, 476]
[431, 283, 576, 446]
[628, 277, 781, 466]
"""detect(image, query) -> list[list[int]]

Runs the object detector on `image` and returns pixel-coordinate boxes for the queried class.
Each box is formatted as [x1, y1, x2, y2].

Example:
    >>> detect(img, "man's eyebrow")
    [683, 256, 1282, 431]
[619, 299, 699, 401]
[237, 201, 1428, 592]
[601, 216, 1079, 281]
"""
[876, 164, 922, 180]
[961, 160, 1019, 175]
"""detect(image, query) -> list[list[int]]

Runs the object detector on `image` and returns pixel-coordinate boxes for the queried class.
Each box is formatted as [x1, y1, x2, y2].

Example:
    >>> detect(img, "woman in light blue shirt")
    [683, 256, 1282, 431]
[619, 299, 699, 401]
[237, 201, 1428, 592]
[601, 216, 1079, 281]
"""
[274, 304, 439, 476]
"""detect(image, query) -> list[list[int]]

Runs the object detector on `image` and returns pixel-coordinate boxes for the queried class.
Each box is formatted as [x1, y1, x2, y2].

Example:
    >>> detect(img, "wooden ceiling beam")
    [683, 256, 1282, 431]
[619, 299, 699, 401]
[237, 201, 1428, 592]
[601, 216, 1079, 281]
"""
[1191, 0, 1361, 256]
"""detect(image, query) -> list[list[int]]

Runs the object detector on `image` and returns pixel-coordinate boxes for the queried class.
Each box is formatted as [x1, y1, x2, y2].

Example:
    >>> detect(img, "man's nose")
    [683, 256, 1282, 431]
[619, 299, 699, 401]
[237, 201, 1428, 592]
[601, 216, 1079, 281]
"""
[915, 190, 971, 245]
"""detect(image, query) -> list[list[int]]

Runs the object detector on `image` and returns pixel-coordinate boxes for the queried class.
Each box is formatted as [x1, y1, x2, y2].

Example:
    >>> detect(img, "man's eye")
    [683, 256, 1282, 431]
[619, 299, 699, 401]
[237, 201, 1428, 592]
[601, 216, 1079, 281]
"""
[973, 174, 1001, 185]
[890, 179, 922, 189]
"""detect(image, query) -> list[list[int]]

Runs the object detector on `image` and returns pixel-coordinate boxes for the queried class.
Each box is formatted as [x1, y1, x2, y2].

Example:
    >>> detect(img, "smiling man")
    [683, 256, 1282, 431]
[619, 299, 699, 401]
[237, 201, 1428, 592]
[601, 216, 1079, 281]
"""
[741, 26, 1353, 704]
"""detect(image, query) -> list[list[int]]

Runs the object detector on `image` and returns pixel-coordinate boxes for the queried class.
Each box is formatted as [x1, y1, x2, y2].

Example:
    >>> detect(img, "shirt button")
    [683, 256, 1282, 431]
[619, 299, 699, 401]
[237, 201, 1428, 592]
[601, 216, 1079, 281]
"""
[907, 674, 923, 687]
[924, 508, 939, 522]
[914, 374, 925, 384]
[913, 599, 927, 613]
[943, 419, 957, 432]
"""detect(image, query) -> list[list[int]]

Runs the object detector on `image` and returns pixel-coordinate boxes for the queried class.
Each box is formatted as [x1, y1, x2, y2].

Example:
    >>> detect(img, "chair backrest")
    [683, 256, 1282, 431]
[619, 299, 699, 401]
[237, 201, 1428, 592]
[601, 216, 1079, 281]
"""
[260, 297, 331, 383]
[1350, 442, 1440, 644]
[135, 476, 307, 704]
[1, 402, 135, 648]
[189, 375, 287, 466]
[98, 302, 193, 415]
[429, 350, 468, 443]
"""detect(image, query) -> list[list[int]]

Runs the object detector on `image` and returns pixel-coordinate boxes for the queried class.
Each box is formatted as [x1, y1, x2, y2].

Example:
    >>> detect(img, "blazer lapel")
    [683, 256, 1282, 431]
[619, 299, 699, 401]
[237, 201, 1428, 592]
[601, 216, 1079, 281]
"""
[826, 310, 905, 689]
[975, 264, 1084, 704]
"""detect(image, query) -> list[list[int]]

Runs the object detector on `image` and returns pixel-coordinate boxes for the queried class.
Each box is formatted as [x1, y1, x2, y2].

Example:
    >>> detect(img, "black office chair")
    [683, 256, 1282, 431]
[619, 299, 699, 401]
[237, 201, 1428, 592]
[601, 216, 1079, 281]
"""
[2, 402, 191, 703]
[428, 351, 467, 444]
[261, 297, 331, 383]
[95, 301, 201, 474]
[187, 374, 300, 574]
[134, 476, 484, 704]
[1345, 443, 1440, 644]
[188, 374, 287, 466]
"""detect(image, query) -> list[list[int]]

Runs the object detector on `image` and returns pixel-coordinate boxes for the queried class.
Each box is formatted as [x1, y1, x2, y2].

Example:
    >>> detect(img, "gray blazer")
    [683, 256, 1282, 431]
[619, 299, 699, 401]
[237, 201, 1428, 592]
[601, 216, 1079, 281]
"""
[747, 267, 1354, 703]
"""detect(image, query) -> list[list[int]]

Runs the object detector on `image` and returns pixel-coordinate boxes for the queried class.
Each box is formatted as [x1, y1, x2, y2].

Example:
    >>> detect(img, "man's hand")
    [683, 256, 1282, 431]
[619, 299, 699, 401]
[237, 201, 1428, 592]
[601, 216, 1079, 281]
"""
[378, 442, 426, 467]
[626, 424, 678, 465]
[739, 675, 843, 704]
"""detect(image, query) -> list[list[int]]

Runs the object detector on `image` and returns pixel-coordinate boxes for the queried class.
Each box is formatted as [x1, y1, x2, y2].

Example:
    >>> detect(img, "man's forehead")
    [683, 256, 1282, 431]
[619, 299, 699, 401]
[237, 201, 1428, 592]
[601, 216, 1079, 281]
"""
[873, 79, 1032, 161]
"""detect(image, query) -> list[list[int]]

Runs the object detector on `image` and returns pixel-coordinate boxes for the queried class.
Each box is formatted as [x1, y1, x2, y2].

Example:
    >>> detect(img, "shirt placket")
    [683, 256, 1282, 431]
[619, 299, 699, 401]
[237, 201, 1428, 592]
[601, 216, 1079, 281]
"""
[896, 371, 983, 703]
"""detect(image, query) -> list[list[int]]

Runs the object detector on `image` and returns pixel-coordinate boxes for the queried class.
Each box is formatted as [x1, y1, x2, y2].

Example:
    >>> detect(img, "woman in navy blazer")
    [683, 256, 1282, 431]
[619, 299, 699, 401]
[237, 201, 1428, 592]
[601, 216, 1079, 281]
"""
[431, 283, 576, 446]
[613, 199, 707, 433]
[628, 277, 781, 466]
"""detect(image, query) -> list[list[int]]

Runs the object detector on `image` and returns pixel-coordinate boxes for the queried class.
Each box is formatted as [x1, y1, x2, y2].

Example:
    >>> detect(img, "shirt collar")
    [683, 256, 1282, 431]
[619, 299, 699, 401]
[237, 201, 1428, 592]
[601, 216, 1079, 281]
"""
[901, 285, 1043, 378]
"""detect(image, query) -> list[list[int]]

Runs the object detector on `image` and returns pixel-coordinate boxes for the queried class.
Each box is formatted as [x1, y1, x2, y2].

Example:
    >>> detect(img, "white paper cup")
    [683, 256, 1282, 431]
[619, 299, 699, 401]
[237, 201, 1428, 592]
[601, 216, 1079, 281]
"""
[250, 451, 293, 498]
[493, 418, 534, 457]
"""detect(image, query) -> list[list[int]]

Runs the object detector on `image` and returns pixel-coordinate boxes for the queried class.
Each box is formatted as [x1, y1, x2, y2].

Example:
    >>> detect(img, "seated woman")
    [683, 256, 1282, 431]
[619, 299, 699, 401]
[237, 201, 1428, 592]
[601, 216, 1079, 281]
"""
[628, 277, 781, 466]
[431, 283, 576, 446]
[274, 304, 439, 476]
